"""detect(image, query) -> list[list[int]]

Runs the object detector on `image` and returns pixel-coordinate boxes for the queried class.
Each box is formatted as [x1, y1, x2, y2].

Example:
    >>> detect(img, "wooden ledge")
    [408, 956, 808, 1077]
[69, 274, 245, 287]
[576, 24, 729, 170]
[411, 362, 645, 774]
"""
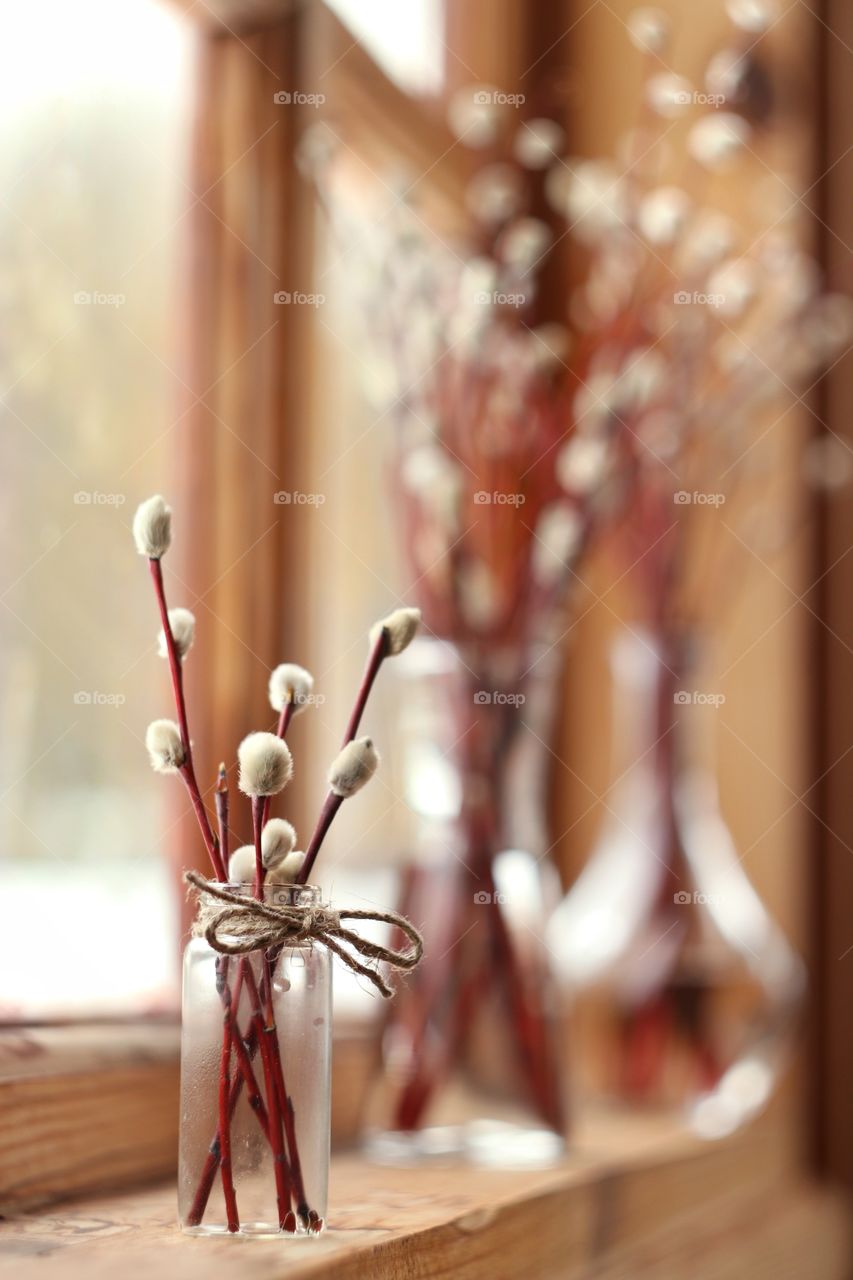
[0, 1113, 848, 1280]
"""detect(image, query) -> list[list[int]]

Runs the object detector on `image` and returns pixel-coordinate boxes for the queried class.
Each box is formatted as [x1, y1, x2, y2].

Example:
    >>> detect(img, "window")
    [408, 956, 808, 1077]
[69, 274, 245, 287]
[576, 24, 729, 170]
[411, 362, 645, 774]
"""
[0, 0, 194, 1017]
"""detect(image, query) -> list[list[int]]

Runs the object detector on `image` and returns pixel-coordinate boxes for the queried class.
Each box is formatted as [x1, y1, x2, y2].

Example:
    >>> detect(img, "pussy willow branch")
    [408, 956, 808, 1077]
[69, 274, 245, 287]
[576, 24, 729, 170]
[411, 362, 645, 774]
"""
[252, 797, 302, 1230]
[215, 764, 229, 866]
[148, 557, 225, 881]
[213, 766, 241, 1231]
[261, 701, 295, 827]
[297, 627, 389, 885]
[186, 970, 262, 1228]
[241, 944, 296, 1232]
[217, 768, 273, 1148]
[388, 697, 564, 1132]
[215, 956, 240, 1232]
[341, 626, 388, 746]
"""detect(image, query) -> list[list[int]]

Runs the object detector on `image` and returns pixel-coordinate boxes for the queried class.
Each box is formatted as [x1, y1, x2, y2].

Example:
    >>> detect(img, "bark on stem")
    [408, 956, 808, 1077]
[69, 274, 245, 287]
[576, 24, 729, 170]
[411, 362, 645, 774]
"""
[186, 966, 278, 1228]
[215, 956, 240, 1232]
[215, 764, 229, 866]
[261, 702, 295, 827]
[243, 956, 295, 1230]
[250, 797, 296, 1230]
[341, 628, 388, 747]
[295, 792, 342, 885]
[148, 557, 225, 881]
[296, 628, 389, 886]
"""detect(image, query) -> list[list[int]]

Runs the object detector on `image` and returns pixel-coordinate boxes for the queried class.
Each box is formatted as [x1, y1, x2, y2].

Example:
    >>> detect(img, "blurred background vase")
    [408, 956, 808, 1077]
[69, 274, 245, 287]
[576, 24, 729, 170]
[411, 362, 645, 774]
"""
[547, 627, 805, 1139]
[363, 634, 568, 1167]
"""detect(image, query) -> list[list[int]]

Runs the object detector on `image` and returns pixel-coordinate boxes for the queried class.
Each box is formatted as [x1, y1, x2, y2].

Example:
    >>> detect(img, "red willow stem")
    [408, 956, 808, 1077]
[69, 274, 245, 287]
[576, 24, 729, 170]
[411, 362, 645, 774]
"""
[179, 767, 225, 881]
[215, 764, 229, 867]
[144, 558, 261, 1228]
[252, 797, 266, 898]
[214, 766, 241, 1231]
[211, 757, 266, 1131]
[243, 957, 296, 1231]
[296, 627, 389, 886]
[215, 957, 240, 1232]
[187, 964, 285, 1229]
[250, 796, 296, 1231]
[261, 702, 295, 827]
[296, 793, 342, 885]
[187, 769, 303, 1227]
[186, 1001, 261, 1227]
[148, 556, 226, 881]
[340, 628, 388, 746]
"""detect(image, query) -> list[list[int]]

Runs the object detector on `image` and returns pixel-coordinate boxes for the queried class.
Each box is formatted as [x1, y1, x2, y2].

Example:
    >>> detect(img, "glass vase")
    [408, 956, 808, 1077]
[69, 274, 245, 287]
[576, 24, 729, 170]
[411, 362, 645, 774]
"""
[178, 884, 331, 1235]
[546, 628, 805, 1138]
[363, 636, 568, 1167]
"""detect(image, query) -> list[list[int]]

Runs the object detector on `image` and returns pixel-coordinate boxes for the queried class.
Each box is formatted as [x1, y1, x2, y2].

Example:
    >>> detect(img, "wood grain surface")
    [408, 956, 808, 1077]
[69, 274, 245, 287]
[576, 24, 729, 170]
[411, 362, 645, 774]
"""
[0, 1110, 847, 1280]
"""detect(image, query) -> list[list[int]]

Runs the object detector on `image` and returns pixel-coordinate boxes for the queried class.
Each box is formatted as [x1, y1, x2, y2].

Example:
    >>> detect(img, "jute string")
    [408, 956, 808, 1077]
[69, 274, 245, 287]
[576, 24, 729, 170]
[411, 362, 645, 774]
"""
[185, 871, 423, 998]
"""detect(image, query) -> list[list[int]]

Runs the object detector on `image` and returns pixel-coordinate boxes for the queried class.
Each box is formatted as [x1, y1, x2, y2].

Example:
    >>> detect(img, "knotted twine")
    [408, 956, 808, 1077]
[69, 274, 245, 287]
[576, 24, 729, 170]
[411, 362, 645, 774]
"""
[185, 870, 423, 998]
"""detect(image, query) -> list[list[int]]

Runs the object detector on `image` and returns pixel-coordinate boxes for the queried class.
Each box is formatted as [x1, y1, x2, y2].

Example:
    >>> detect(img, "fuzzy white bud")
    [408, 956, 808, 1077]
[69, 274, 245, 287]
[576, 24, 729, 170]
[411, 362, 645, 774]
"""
[726, 0, 775, 32]
[688, 114, 750, 171]
[261, 818, 297, 868]
[145, 719, 185, 774]
[557, 435, 611, 494]
[532, 504, 584, 585]
[228, 844, 257, 883]
[498, 217, 553, 268]
[637, 187, 691, 245]
[627, 7, 670, 53]
[565, 161, 628, 241]
[266, 851, 305, 885]
[329, 736, 380, 798]
[370, 606, 421, 656]
[268, 663, 314, 714]
[646, 73, 694, 119]
[133, 495, 172, 559]
[158, 607, 195, 660]
[512, 118, 564, 170]
[238, 732, 293, 797]
[446, 85, 502, 148]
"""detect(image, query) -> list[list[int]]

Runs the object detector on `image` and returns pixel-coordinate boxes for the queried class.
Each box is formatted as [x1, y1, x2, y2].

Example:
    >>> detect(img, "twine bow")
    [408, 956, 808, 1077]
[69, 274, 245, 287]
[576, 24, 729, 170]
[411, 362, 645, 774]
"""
[185, 871, 423, 998]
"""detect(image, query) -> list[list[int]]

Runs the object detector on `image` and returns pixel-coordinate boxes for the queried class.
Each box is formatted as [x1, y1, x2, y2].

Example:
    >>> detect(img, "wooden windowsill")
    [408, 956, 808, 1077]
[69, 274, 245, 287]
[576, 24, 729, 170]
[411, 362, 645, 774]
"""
[1, 1110, 848, 1280]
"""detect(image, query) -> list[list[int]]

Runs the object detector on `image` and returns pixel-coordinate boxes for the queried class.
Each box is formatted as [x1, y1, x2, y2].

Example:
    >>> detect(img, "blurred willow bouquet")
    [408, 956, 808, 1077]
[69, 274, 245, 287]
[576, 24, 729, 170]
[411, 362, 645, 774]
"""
[298, 0, 848, 1148]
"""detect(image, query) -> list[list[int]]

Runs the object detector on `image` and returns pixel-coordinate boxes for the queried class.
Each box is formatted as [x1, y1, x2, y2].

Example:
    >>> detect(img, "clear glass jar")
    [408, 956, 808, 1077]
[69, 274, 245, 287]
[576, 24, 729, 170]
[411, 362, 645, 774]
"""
[362, 636, 568, 1167]
[178, 884, 331, 1235]
[547, 629, 805, 1138]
